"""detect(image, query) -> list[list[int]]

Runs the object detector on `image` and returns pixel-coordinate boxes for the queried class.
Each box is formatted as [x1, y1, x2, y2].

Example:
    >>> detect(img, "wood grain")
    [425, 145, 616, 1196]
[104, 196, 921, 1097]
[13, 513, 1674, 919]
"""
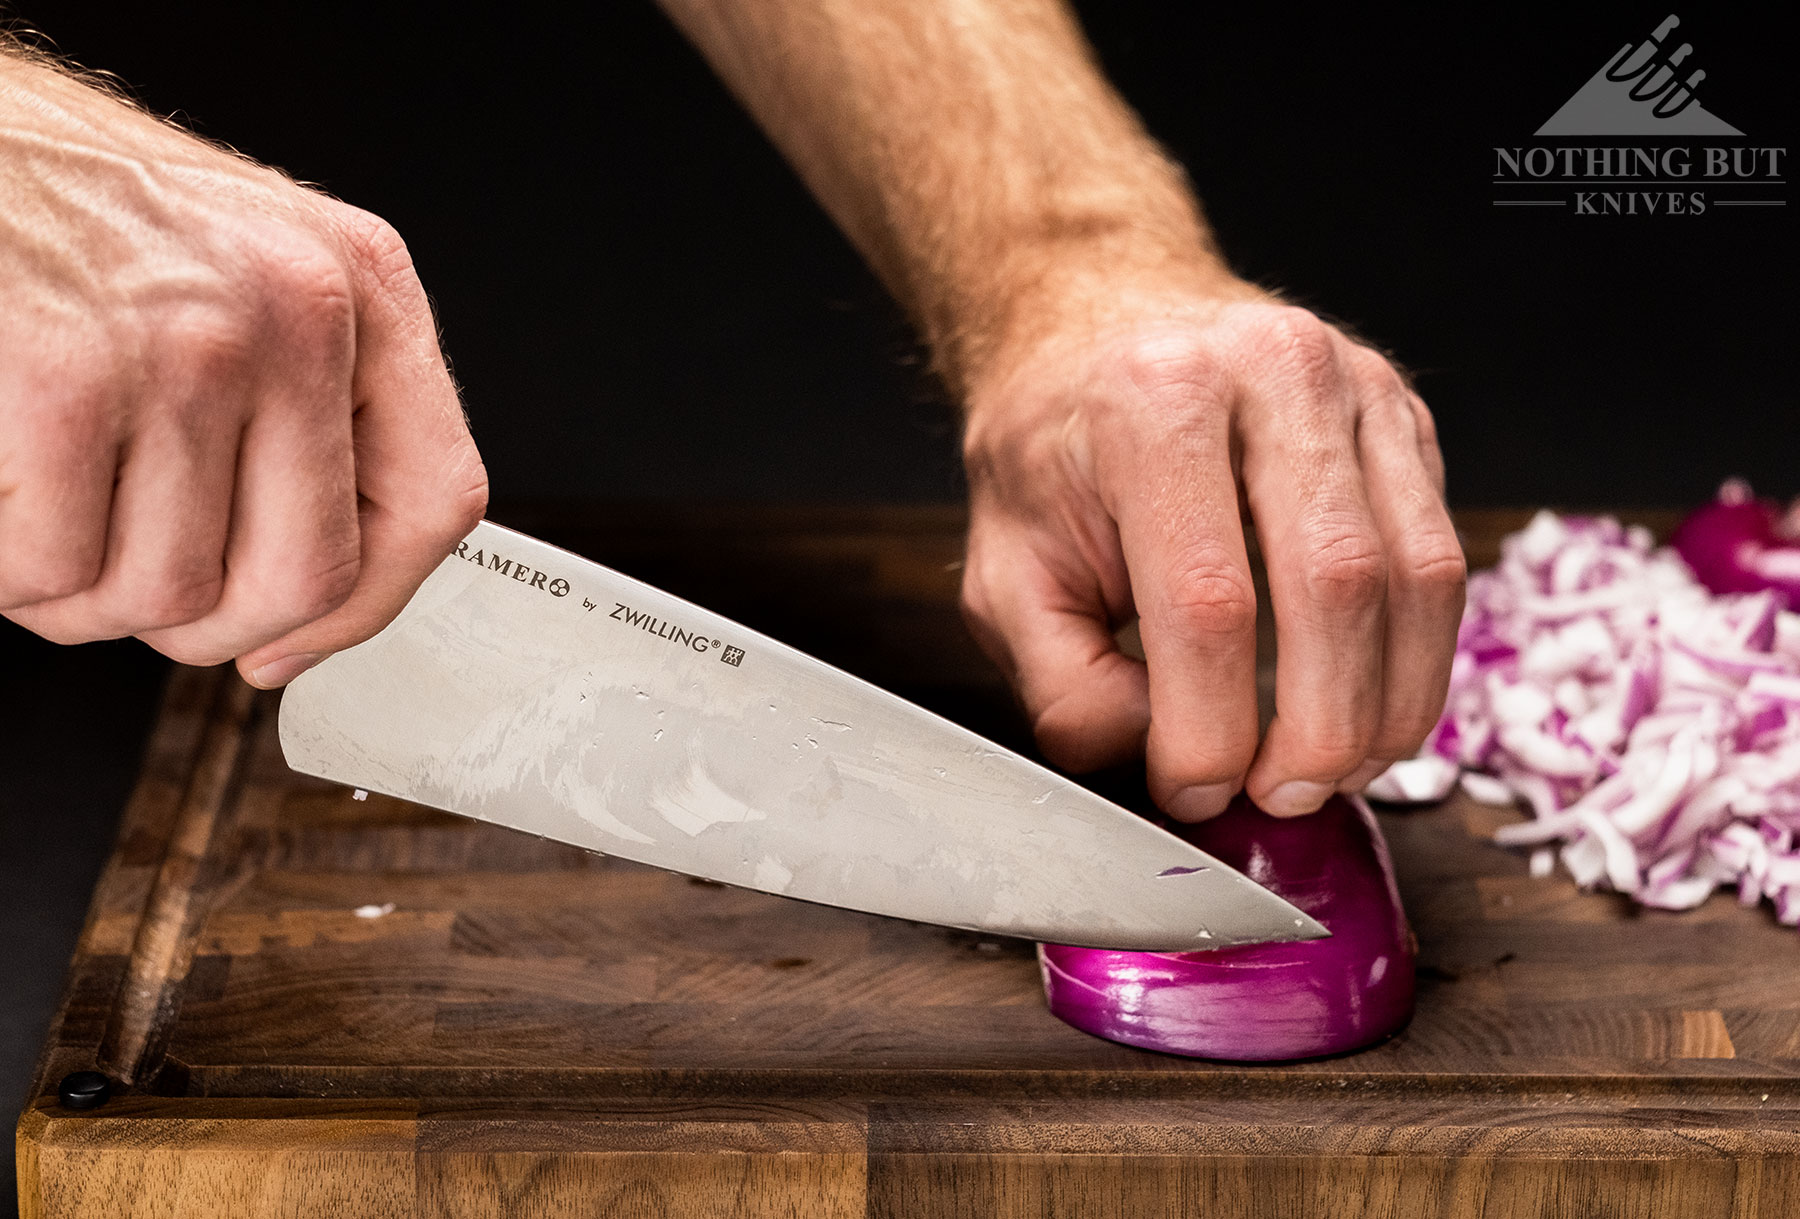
[16, 505, 1798, 1218]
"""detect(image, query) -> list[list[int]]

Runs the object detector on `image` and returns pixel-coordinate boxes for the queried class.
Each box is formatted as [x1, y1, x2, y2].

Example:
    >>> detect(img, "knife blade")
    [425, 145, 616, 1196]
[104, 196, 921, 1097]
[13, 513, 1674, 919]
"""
[278, 520, 1327, 951]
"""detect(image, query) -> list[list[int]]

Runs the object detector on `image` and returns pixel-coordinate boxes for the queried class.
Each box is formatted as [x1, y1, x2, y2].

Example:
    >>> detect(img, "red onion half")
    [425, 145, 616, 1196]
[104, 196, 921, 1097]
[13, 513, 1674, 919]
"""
[1040, 793, 1416, 1060]
[1672, 480, 1800, 606]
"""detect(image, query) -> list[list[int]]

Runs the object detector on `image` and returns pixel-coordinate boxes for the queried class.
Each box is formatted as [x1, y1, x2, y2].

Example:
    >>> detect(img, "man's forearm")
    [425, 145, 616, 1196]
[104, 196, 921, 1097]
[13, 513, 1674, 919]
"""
[656, 0, 1244, 395]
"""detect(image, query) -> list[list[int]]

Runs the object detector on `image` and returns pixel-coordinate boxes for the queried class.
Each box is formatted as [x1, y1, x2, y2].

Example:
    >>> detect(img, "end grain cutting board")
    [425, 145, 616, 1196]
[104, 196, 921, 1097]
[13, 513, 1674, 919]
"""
[15, 506, 1800, 1218]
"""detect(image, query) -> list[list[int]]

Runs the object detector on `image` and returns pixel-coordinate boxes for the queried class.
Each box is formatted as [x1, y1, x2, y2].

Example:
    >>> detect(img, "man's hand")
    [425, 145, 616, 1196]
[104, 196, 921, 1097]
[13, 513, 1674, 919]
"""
[960, 290, 1464, 820]
[661, 0, 1465, 820]
[0, 48, 486, 686]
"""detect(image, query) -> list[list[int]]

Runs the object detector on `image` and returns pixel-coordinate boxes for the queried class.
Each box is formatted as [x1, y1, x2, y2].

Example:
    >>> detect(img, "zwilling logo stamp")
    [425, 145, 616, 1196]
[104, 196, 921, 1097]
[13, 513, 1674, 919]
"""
[604, 600, 735, 659]
[1493, 15, 1785, 215]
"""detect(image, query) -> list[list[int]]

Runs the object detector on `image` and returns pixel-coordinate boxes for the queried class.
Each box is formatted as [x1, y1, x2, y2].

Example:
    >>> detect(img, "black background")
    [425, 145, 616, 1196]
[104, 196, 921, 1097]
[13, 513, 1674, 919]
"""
[0, 5, 1793, 1209]
[2, 1, 1793, 507]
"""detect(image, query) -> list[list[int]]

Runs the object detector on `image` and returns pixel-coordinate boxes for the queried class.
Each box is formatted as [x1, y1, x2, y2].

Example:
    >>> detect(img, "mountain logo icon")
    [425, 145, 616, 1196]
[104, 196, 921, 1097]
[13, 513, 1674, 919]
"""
[1536, 15, 1743, 136]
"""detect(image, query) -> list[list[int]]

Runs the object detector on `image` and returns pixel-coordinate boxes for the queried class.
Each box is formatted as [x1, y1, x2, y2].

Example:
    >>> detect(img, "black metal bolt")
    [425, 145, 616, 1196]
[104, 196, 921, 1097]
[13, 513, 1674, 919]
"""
[57, 1071, 110, 1111]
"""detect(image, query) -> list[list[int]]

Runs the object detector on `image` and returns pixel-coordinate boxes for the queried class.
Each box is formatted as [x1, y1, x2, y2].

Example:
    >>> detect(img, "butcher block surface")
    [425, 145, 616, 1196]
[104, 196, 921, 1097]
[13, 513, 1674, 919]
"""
[15, 506, 1800, 1218]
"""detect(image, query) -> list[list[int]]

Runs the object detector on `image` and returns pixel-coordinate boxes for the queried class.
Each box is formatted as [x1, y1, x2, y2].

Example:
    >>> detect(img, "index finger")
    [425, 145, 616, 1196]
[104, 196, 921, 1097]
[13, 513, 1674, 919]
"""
[238, 212, 487, 686]
[1237, 338, 1388, 815]
[1107, 398, 1260, 822]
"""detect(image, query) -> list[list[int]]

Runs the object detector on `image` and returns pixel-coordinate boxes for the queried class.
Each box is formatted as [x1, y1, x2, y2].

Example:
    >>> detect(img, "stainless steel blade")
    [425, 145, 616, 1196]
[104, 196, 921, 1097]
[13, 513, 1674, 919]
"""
[279, 520, 1328, 951]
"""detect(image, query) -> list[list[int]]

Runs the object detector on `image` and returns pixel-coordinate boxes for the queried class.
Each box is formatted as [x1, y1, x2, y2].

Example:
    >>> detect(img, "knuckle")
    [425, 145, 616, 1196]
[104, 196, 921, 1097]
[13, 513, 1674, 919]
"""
[429, 455, 490, 541]
[1409, 394, 1444, 448]
[383, 449, 488, 569]
[18, 621, 103, 647]
[1394, 535, 1468, 600]
[955, 578, 1012, 672]
[336, 206, 418, 295]
[4, 325, 126, 423]
[245, 546, 361, 627]
[1375, 713, 1442, 760]
[293, 552, 362, 621]
[1025, 664, 1148, 776]
[1, 555, 102, 608]
[263, 241, 356, 335]
[1163, 561, 1258, 640]
[1032, 704, 1093, 770]
[1114, 331, 1229, 412]
[1343, 342, 1404, 392]
[956, 581, 994, 636]
[134, 570, 226, 630]
[1300, 533, 1386, 612]
[1150, 716, 1260, 794]
[238, 231, 356, 365]
[17, 377, 124, 463]
[1291, 728, 1371, 780]
[963, 417, 1074, 497]
[1119, 328, 1210, 378]
[1248, 306, 1335, 370]
[1166, 742, 1255, 789]
[158, 305, 257, 379]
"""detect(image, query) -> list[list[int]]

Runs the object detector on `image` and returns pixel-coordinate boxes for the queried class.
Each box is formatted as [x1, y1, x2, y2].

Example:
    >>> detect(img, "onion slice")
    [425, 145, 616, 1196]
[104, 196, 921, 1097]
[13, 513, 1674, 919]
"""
[1040, 794, 1416, 1060]
[1363, 754, 1460, 805]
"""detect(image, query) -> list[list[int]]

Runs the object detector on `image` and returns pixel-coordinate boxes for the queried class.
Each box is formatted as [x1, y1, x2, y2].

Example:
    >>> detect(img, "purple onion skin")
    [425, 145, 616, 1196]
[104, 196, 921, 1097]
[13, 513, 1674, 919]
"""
[1041, 794, 1416, 1061]
[1672, 497, 1799, 605]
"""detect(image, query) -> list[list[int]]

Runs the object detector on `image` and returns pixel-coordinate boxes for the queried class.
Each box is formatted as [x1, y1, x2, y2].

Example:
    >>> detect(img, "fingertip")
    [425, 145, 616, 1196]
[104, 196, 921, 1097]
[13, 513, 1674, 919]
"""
[241, 651, 325, 689]
[1250, 778, 1335, 818]
[1163, 782, 1238, 823]
[1336, 758, 1389, 793]
[1145, 713, 1258, 823]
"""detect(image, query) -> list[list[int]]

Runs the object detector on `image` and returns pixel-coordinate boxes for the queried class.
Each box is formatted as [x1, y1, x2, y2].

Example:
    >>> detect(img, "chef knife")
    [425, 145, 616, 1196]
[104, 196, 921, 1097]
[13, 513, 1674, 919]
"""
[279, 520, 1328, 951]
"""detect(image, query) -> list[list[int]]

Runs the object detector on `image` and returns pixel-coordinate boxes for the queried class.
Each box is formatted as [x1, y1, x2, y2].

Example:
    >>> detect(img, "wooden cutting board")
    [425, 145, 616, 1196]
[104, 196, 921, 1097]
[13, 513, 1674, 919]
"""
[15, 507, 1800, 1218]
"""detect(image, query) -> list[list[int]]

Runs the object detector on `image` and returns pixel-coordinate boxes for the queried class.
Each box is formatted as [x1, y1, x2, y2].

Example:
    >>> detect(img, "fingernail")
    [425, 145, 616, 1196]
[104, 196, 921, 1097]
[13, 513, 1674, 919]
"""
[1165, 782, 1238, 822]
[1261, 780, 1334, 817]
[248, 652, 324, 689]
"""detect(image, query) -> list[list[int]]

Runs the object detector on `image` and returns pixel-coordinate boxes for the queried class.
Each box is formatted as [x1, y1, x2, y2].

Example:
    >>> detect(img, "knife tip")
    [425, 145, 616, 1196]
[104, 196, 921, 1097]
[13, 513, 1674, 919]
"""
[1291, 912, 1332, 942]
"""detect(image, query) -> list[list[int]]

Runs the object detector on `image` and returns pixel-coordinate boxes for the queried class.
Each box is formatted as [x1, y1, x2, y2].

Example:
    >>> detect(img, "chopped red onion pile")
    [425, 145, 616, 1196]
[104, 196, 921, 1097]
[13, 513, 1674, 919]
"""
[1371, 497, 1800, 925]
